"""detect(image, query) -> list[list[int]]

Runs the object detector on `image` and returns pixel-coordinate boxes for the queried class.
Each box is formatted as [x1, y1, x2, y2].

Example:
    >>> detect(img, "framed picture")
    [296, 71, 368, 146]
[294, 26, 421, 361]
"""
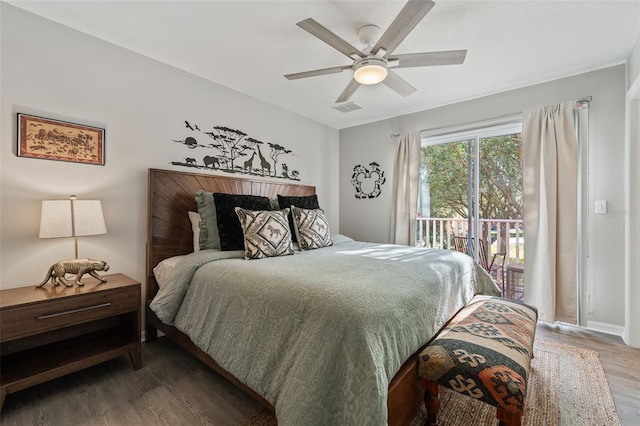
[17, 113, 105, 165]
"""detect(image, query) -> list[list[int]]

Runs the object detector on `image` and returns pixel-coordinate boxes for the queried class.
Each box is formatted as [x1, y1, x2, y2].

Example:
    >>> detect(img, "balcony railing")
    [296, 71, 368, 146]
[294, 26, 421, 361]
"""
[416, 217, 524, 263]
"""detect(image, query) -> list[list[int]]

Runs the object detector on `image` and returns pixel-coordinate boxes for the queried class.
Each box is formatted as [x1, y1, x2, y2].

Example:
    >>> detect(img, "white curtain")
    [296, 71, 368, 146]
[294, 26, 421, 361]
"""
[522, 102, 578, 324]
[390, 131, 421, 246]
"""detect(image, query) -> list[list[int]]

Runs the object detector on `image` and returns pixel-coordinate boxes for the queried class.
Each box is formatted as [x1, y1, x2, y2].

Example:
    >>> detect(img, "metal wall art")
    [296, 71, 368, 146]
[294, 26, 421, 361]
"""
[17, 114, 105, 165]
[351, 162, 386, 199]
[171, 121, 300, 181]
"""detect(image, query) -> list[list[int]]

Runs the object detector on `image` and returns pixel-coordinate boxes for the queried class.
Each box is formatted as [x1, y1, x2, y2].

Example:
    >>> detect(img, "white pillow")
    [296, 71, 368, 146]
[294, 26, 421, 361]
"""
[188, 211, 201, 252]
[153, 255, 186, 287]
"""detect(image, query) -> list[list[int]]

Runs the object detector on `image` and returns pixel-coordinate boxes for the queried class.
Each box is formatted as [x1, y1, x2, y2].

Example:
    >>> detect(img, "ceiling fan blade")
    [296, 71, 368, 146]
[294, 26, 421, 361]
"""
[285, 65, 351, 80]
[382, 70, 416, 97]
[336, 79, 361, 103]
[371, 0, 435, 56]
[389, 50, 467, 68]
[297, 18, 366, 60]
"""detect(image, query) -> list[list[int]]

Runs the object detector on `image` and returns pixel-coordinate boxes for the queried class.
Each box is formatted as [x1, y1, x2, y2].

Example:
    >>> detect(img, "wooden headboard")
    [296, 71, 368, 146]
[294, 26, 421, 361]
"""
[146, 168, 315, 300]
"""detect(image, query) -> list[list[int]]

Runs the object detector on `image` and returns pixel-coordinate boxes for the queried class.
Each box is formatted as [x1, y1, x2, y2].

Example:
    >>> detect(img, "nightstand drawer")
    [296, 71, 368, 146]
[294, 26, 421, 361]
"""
[1, 286, 138, 341]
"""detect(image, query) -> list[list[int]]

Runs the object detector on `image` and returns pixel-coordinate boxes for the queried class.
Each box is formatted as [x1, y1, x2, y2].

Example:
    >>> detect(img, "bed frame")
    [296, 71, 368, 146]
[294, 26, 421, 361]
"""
[145, 168, 425, 426]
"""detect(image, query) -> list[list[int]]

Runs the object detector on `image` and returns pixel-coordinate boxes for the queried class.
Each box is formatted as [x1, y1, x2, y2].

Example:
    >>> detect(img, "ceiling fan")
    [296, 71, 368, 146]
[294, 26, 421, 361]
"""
[284, 0, 467, 104]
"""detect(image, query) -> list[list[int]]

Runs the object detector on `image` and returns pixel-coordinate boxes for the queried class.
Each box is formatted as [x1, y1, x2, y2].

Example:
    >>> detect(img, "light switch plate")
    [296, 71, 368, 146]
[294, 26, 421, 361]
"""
[595, 200, 607, 214]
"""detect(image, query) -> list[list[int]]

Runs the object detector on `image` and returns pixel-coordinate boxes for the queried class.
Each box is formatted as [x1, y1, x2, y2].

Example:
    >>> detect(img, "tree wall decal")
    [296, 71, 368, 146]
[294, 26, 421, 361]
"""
[170, 121, 301, 181]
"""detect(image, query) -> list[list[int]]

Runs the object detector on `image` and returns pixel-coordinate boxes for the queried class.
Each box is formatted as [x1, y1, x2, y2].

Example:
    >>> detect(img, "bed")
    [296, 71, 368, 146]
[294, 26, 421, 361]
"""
[145, 168, 500, 426]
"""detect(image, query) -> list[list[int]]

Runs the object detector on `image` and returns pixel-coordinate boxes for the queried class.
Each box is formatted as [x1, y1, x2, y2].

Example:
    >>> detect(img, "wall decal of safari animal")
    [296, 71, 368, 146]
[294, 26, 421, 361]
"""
[170, 122, 301, 181]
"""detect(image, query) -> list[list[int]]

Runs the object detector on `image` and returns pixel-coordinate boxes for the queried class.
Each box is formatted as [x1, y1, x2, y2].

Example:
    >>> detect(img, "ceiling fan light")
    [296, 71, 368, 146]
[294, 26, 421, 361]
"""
[353, 58, 388, 85]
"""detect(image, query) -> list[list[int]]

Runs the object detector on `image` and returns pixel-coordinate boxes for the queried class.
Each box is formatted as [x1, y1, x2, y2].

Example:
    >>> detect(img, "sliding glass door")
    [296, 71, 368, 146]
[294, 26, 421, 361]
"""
[417, 122, 523, 299]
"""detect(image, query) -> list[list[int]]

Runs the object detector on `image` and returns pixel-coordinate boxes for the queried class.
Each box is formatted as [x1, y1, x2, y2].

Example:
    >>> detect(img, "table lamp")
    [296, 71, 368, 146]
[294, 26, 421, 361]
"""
[39, 195, 107, 259]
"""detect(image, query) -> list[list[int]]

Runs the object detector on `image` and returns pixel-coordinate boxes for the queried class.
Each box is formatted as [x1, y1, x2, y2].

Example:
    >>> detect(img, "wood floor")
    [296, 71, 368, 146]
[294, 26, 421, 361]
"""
[535, 322, 640, 426]
[1, 323, 638, 426]
[0, 337, 263, 426]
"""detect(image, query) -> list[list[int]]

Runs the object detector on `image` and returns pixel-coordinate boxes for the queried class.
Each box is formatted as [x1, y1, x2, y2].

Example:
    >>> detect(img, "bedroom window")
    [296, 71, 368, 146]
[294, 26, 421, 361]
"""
[417, 120, 523, 298]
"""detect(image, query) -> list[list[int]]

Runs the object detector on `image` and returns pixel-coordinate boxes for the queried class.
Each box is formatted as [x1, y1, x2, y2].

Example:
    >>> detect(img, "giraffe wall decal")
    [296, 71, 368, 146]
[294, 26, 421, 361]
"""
[256, 145, 271, 176]
[243, 150, 256, 171]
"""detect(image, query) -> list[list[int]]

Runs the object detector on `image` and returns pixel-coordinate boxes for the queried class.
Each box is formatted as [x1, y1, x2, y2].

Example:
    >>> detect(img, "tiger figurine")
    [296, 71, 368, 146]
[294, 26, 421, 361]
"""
[36, 258, 110, 287]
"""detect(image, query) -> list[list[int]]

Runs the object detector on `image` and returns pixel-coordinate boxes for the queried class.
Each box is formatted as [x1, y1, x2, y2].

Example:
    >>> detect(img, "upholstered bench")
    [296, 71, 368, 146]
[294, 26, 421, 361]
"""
[418, 295, 538, 426]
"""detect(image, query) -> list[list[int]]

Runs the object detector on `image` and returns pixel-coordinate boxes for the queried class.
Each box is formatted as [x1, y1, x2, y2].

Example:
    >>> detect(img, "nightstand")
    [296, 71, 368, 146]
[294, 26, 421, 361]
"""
[0, 273, 141, 410]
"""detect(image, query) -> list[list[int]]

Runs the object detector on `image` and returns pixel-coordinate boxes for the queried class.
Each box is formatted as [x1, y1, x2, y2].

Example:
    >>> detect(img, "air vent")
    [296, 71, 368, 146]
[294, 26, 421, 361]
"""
[332, 102, 363, 113]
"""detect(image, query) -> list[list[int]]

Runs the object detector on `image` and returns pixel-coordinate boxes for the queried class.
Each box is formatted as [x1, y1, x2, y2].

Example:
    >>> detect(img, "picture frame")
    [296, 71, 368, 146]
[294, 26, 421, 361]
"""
[17, 113, 105, 165]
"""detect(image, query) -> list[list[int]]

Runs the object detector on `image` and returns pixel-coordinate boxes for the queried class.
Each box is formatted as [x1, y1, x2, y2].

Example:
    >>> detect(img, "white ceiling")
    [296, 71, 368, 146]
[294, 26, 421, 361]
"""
[7, 0, 640, 129]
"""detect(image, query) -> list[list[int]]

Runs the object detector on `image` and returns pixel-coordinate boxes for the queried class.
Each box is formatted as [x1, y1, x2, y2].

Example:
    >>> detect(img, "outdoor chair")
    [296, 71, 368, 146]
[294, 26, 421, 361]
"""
[453, 236, 506, 291]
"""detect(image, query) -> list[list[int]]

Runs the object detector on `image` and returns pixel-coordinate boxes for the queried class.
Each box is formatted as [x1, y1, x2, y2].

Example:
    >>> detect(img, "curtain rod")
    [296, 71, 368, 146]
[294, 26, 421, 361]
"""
[390, 112, 522, 139]
[390, 95, 592, 139]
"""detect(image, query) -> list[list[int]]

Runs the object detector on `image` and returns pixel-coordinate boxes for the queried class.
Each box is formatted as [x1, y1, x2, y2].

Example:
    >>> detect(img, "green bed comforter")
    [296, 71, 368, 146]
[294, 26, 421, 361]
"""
[150, 235, 500, 426]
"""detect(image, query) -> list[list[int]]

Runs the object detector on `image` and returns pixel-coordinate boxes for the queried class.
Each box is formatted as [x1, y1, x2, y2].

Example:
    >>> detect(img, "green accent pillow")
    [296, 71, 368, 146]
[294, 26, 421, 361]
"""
[195, 190, 221, 250]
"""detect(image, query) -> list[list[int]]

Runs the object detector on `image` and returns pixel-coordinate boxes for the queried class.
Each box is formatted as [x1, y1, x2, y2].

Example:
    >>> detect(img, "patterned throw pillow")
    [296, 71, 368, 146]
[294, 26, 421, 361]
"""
[277, 194, 319, 242]
[235, 208, 294, 259]
[291, 206, 332, 251]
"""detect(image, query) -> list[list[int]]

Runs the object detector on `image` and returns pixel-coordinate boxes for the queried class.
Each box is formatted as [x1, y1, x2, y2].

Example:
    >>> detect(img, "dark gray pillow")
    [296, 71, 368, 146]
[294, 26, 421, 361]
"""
[277, 194, 319, 242]
[214, 193, 271, 251]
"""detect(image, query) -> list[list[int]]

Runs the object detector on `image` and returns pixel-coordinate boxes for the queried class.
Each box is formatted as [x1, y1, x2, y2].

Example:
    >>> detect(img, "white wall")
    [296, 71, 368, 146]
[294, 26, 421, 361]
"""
[339, 65, 627, 329]
[627, 36, 640, 89]
[624, 36, 640, 347]
[0, 4, 339, 291]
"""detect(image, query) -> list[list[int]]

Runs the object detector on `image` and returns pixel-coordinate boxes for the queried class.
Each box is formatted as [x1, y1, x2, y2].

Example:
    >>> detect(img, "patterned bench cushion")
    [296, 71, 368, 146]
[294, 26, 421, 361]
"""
[419, 295, 538, 416]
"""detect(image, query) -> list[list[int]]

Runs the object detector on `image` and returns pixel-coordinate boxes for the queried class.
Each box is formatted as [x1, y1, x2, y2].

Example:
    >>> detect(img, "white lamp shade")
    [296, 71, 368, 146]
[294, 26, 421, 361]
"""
[39, 199, 107, 238]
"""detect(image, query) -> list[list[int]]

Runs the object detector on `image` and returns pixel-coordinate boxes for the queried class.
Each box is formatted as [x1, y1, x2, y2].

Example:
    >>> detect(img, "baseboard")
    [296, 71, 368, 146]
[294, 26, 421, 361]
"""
[586, 321, 625, 338]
